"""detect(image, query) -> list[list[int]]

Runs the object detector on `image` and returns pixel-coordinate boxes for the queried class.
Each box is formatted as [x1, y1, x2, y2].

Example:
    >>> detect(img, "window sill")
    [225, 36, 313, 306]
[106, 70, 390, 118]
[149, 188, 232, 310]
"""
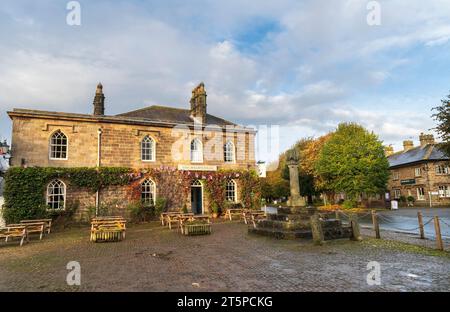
[49, 158, 68, 161]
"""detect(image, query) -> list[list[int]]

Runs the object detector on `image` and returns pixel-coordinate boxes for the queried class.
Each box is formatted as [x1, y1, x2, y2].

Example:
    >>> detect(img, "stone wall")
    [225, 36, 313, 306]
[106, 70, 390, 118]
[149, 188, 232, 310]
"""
[388, 160, 450, 206]
[10, 116, 255, 170]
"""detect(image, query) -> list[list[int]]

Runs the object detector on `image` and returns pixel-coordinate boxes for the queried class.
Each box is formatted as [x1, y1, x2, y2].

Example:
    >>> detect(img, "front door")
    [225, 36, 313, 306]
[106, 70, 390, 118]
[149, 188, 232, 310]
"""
[191, 181, 203, 214]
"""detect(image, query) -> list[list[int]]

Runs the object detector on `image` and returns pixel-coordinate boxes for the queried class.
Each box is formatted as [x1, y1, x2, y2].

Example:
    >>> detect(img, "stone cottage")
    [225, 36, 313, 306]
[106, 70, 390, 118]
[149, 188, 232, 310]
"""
[386, 133, 450, 206]
[7, 83, 257, 219]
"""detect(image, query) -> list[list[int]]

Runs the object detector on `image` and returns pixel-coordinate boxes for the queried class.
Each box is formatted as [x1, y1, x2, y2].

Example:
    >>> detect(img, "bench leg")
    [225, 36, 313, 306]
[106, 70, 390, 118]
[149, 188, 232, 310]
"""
[20, 236, 25, 246]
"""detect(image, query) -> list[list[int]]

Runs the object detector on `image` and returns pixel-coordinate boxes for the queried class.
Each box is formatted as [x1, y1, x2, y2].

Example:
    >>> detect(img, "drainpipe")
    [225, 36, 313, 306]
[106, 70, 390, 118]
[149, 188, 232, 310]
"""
[95, 128, 102, 216]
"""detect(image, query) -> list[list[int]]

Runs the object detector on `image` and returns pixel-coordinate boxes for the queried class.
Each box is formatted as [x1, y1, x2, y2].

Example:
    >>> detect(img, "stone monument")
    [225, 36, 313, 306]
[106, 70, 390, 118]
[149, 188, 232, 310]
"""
[249, 148, 357, 242]
[286, 149, 306, 207]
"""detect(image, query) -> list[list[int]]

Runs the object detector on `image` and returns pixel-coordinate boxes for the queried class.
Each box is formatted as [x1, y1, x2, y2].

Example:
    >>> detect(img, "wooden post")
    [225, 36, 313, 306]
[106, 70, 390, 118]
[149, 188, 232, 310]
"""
[371, 210, 380, 239]
[335, 210, 340, 220]
[349, 214, 362, 241]
[310, 214, 324, 245]
[417, 211, 425, 239]
[434, 216, 444, 251]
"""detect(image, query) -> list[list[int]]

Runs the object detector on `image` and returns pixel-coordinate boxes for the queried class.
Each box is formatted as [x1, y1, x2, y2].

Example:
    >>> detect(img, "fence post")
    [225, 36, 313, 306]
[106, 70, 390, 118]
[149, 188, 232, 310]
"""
[417, 211, 425, 239]
[310, 214, 324, 245]
[371, 210, 380, 239]
[349, 214, 362, 241]
[434, 216, 444, 251]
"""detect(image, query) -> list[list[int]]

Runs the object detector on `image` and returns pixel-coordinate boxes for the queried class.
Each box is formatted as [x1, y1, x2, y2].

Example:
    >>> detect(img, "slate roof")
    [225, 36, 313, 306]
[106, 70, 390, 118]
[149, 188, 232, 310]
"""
[388, 144, 449, 168]
[117, 105, 236, 126]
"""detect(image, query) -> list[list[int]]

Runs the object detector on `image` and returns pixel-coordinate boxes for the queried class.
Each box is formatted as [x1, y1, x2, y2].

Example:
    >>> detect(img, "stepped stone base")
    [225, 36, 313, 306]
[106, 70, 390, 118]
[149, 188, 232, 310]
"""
[248, 206, 353, 241]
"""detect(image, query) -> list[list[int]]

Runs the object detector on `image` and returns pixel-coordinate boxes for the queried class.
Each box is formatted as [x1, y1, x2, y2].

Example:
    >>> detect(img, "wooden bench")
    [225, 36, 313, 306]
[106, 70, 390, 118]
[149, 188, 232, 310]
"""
[160, 212, 182, 226]
[90, 217, 126, 242]
[166, 213, 193, 230]
[8, 222, 45, 240]
[242, 210, 266, 225]
[0, 225, 28, 246]
[250, 213, 266, 229]
[21, 219, 52, 234]
[224, 208, 245, 221]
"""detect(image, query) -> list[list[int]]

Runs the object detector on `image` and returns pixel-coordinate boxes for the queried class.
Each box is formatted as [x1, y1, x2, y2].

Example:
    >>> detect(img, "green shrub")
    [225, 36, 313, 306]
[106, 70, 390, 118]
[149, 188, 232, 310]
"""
[154, 197, 167, 216]
[399, 195, 407, 203]
[407, 196, 415, 203]
[342, 199, 357, 209]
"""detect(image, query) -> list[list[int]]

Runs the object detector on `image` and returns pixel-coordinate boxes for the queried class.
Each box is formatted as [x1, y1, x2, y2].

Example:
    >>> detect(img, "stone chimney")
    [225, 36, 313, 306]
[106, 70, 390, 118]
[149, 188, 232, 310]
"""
[93, 83, 105, 116]
[384, 145, 394, 157]
[403, 140, 414, 151]
[419, 133, 435, 146]
[190, 82, 207, 124]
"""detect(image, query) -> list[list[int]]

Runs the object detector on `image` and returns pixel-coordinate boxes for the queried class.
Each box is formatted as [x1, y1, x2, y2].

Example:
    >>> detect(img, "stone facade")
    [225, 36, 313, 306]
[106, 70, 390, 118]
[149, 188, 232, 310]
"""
[7, 83, 256, 219]
[387, 133, 450, 207]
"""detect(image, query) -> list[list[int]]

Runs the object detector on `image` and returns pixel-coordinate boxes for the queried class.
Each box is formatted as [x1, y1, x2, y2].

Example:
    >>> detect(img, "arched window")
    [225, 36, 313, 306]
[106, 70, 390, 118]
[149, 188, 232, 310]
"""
[49, 130, 68, 160]
[47, 180, 66, 209]
[190, 138, 203, 163]
[141, 179, 156, 206]
[141, 136, 155, 161]
[226, 180, 237, 202]
[224, 140, 235, 163]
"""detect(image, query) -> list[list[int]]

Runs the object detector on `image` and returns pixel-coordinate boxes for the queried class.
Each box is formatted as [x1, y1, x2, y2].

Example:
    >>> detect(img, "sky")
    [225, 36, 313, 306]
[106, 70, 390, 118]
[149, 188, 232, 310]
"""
[0, 0, 450, 162]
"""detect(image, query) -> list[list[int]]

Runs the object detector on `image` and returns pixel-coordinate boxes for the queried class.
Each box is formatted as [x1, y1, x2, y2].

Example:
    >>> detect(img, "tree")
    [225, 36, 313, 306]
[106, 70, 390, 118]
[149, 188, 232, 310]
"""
[432, 92, 450, 157]
[315, 123, 390, 201]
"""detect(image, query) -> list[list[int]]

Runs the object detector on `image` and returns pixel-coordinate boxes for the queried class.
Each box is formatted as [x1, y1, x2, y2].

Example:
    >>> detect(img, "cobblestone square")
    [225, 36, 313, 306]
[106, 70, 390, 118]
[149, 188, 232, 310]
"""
[0, 221, 449, 292]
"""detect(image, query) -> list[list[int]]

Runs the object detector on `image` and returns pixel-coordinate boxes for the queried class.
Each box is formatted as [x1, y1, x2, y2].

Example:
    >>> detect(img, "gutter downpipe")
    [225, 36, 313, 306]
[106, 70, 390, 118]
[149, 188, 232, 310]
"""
[95, 128, 102, 217]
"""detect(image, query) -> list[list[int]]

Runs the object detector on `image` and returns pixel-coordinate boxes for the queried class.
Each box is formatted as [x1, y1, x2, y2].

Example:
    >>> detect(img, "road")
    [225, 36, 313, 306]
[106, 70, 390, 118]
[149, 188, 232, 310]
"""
[357, 208, 450, 239]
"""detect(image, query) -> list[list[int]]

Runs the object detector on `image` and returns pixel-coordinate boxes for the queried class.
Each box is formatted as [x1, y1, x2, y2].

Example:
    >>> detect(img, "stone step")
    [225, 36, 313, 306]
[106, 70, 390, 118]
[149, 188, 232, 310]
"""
[277, 206, 317, 215]
[248, 227, 313, 240]
[257, 219, 311, 230]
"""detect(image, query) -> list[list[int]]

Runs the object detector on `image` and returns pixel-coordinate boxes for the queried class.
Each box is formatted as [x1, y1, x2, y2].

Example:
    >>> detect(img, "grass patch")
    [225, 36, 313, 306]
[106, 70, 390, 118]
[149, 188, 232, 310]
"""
[362, 238, 450, 259]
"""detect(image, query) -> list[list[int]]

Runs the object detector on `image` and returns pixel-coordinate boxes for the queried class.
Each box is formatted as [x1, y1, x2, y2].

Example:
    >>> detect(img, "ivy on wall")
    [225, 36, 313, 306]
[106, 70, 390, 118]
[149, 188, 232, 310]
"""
[3, 167, 132, 223]
[3, 166, 261, 223]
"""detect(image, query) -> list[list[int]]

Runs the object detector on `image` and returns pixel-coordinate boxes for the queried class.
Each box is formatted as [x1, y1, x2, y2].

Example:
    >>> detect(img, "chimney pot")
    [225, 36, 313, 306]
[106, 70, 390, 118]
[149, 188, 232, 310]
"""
[419, 133, 435, 146]
[403, 140, 414, 151]
[93, 83, 105, 116]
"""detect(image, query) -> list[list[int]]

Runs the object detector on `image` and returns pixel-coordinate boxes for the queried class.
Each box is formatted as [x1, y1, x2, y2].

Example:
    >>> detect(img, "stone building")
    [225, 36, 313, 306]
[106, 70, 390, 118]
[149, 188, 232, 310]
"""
[7, 83, 257, 219]
[386, 133, 450, 206]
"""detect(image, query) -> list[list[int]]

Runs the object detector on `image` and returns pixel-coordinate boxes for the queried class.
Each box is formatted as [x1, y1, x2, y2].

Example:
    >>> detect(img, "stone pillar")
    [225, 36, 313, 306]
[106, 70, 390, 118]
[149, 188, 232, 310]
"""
[287, 163, 306, 207]
[310, 214, 324, 245]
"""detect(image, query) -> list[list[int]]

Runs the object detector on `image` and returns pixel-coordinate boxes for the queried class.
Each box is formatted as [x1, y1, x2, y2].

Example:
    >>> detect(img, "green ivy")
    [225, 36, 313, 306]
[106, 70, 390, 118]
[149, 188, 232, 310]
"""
[3, 166, 132, 224]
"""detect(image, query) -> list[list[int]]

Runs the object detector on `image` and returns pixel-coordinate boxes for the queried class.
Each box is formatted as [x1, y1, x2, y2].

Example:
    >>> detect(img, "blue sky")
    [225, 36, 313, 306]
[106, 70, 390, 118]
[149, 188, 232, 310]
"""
[1, 0, 450, 162]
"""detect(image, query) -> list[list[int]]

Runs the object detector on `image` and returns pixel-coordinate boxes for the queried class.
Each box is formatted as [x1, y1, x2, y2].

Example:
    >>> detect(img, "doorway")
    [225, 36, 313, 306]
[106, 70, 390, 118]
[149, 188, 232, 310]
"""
[191, 180, 203, 214]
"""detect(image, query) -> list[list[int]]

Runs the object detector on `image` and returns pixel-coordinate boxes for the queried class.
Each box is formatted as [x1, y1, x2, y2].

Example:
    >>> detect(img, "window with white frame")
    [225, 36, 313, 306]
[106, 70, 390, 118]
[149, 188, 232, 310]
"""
[224, 140, 235, 163]
[392, 171, 399, 180]
[141, 179, 156, 206]
[226, 180, 237, 202]
[414, 167, 421, 177]
[438, 185, 450, 198]
[49, 130, 68, 159]
[190, 138, 203, 163]
[141, 136, 155, 161]
[417, 187, 425, 200]
[393, 189, 401, 199]
[435, 164, 449, 175]
[47, 179, 66, 209]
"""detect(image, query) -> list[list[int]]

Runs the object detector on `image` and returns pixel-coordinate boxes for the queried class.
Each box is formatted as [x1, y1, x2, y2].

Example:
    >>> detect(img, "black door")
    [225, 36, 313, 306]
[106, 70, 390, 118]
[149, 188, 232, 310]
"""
[191, 186, 202, 214]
